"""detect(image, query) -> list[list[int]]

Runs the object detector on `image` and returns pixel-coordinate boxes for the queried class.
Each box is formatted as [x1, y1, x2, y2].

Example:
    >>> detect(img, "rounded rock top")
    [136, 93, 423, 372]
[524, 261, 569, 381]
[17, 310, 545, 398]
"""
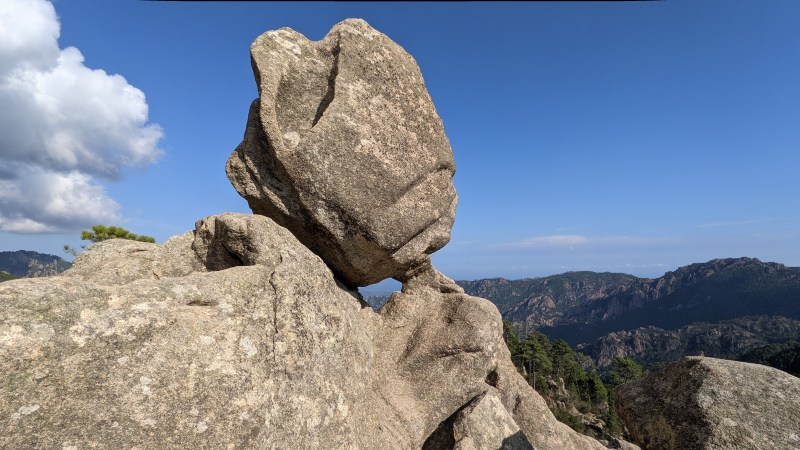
[227, 18, 458, 287]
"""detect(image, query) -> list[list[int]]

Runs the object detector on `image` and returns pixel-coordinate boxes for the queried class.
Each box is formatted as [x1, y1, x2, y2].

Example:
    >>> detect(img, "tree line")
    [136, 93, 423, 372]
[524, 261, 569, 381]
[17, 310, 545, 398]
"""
[65, 225, 155, 256]
[503, 321, 645, 440]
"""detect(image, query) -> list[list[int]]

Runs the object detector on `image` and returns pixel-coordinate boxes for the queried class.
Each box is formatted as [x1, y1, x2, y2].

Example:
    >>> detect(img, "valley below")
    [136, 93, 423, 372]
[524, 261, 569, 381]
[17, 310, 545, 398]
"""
[456, 257, 800, 373]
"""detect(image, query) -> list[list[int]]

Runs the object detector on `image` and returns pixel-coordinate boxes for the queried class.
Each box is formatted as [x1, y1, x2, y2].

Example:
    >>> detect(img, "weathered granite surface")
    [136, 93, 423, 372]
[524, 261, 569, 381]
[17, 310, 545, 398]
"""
[1, 214, 605, 449]
[227, 19, 457, 287]
[617, 356, 800, 450]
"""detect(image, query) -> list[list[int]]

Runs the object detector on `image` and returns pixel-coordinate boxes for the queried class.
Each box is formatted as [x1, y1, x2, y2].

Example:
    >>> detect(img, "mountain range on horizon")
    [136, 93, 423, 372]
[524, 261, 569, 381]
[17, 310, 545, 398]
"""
[0, 250, 71, 279]
[457, 257, 800, 370]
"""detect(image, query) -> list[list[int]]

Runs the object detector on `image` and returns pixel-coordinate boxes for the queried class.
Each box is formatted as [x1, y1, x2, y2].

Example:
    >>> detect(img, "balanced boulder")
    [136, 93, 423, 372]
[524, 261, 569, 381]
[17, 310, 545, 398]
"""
[227, 19, 457, 287]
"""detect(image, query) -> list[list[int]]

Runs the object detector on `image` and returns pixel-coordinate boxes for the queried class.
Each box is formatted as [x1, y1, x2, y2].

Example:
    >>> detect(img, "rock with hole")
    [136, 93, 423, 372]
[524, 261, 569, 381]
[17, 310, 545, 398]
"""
[0, 214, 608, 449]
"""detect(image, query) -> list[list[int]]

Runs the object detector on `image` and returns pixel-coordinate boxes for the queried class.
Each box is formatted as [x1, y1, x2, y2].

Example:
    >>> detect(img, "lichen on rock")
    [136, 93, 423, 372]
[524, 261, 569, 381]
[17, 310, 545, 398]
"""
[0, 213, 607, 449]
[1, 18, 614, 450]
[617, 356, 800, 450]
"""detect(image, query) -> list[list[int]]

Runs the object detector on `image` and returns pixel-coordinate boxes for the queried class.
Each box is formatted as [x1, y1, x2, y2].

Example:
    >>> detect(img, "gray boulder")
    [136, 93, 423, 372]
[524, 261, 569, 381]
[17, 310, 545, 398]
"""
[617, 356, 800, 450]
[422, 392, 534, 450]
[227, 19, 457, 287]
[0, 214, 605, 450]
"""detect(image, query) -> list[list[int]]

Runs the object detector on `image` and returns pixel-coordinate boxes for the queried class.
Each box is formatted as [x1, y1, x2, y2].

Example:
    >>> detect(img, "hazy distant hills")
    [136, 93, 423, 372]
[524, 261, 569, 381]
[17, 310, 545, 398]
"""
[458, 271, 645, 329]
[0, 271, 17, 283]
[362, 291, 395, 310]
[456, 258, 800, 371]
[0, 250, 71, 279]
[578, 315, 800, 369]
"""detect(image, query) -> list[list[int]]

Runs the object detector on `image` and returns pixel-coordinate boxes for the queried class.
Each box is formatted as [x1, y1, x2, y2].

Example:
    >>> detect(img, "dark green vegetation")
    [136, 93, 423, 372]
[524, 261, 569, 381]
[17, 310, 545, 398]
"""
[503, 322, 645, 443]
[738, 342, 800, 376]
[65, 225, 157, 256]
[459, 258, 800, 347]
[0, 271, 17, 283]
[0, 251, 71, 278]
[460, 258, 800, 375]
[80, 225, 156, 243]
[580, 315, 800, 370]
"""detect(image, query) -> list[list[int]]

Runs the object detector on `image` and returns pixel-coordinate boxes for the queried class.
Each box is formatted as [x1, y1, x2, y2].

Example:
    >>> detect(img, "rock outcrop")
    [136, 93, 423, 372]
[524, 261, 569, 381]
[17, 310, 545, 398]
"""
[617, 356, 800, 450]
[0, 214, 606, 449]
[227, 19, 458, 287]
[0, 18, 620, 450]
[423, 392, 534, 450]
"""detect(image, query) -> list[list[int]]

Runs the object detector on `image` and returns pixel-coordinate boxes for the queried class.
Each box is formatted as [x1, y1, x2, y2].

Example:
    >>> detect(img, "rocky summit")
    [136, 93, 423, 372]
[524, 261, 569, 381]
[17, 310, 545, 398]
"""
[617, 357, 800, 450]
[7, 17, 793, 450]
[0, 213, 604, 450]
[0, 19, 614, 449]
[227, 18, 457, 287]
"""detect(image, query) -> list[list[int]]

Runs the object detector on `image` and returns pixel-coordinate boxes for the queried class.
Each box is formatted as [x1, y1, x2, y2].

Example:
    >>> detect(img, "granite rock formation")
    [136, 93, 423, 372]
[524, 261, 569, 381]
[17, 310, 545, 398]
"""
[227, 19, 457, 287]
[0, 214, 606, 449]
[617, 356, 800, 450]
[423, 392, 534, 450]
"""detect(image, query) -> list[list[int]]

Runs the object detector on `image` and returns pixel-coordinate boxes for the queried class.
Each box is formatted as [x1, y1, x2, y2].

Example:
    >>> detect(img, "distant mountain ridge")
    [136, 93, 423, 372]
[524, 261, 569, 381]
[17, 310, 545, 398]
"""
[578, 315, 800, 368]
[0, 250, 71, 278]
[458, 271, 645, 328]
[0, 271, 16, 283]
[458, 257, 800, 347]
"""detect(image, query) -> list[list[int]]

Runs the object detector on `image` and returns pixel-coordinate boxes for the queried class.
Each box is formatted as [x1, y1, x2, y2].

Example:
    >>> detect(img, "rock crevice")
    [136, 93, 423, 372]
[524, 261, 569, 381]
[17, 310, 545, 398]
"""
[312, 41, 340, 127]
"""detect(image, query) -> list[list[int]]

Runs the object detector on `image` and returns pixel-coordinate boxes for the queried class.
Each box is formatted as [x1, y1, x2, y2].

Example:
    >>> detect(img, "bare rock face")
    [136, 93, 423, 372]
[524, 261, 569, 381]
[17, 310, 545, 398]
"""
[422, 392, 534, 450]
[617, 356, 800, 450]
[0, 214, 605, 449]
[227, 19, 457, 287]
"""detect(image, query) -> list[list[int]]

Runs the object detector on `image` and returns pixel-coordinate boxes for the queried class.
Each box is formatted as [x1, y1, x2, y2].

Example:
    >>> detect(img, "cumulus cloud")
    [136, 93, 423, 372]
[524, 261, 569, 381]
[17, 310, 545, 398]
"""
[0, 0, 162, 233]
[0, 163, 121, 233]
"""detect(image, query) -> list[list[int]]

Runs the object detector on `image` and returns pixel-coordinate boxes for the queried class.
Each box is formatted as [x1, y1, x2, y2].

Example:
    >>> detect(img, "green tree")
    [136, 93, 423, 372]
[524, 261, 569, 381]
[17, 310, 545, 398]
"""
[503, 321, 525, 368]
[606, 389, 623, 435]
[522, 332, 553, 391]
[608, 357, 646, 386]
[80, 225, 155, 243]
[64, 225, 156, 256]
[0, 271, 17, 283]
[583, 371, 609, 406]
[501, 322, 626, 441]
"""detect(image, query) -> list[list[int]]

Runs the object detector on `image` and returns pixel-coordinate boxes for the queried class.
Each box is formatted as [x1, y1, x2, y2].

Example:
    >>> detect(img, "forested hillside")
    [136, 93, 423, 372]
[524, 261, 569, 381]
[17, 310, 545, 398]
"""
[0, 251, 71, 278]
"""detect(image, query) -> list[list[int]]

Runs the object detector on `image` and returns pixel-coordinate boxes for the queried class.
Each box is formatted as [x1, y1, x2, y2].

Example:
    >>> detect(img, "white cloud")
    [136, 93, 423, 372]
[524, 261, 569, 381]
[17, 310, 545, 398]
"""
[0, 0, 59, 76]
[698, 218, 777, 228]
[504, 235, 590, 250]
[494, 235, 681, 251]
[0, 0, 162, 233]
[0, 163, 121, 233]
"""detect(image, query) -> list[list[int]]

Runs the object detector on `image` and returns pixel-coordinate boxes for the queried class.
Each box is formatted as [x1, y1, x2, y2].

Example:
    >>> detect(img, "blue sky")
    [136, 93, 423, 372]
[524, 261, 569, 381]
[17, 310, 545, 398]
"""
[1, 1, 798, 286]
